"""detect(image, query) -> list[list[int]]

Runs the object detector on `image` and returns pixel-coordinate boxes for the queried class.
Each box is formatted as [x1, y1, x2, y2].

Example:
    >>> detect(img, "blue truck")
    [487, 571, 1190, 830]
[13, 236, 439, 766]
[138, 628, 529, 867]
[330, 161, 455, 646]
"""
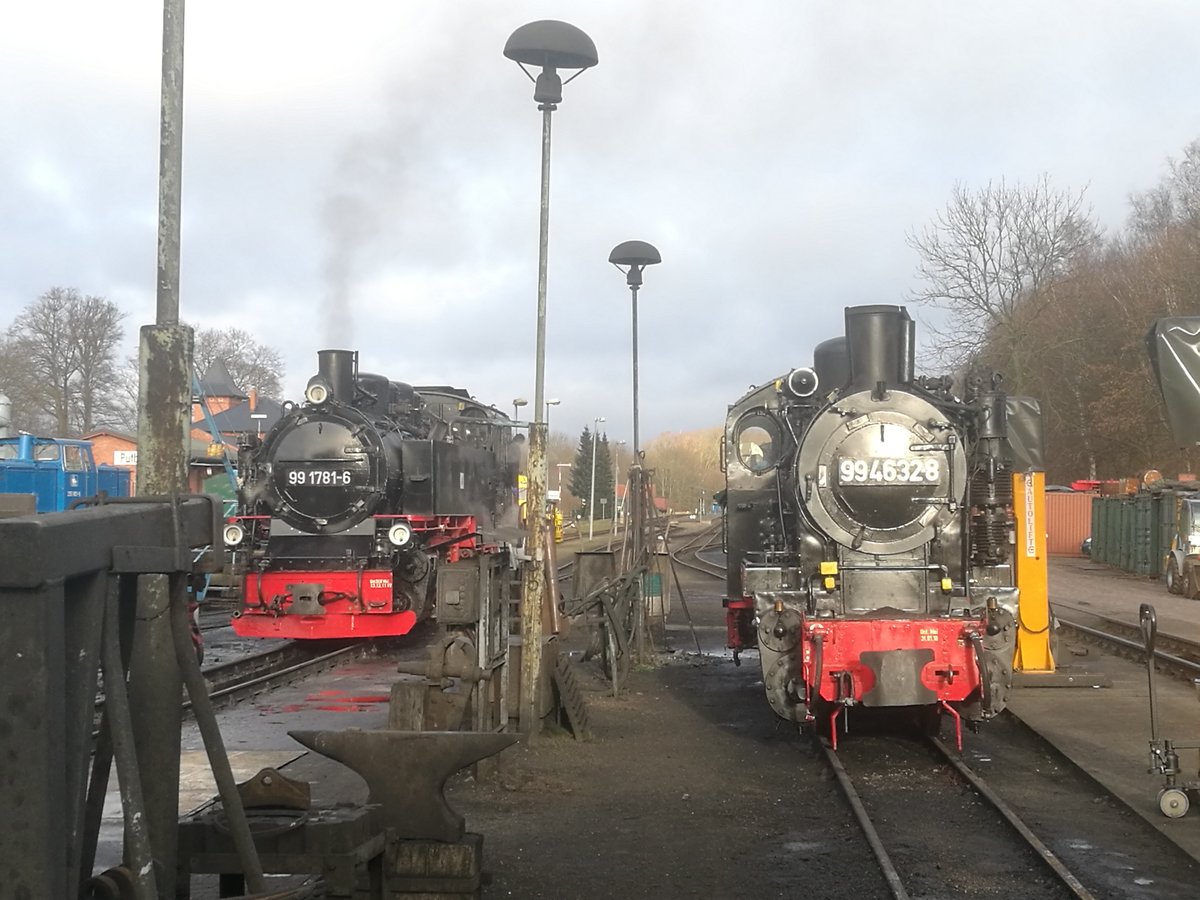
[0, 434, 132, 513]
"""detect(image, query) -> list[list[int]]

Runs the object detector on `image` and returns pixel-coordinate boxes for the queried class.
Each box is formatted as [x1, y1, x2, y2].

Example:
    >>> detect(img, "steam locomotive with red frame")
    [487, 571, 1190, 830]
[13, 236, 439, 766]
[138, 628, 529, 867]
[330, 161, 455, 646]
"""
[226, 349, 517, 639]
[722, 305, 1041, 745]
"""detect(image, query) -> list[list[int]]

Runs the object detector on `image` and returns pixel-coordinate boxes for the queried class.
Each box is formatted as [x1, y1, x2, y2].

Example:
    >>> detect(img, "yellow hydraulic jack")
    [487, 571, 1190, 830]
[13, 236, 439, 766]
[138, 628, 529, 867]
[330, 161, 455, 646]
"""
[1012, 471, 1054, 672]
[1011, 469, 1109, 687]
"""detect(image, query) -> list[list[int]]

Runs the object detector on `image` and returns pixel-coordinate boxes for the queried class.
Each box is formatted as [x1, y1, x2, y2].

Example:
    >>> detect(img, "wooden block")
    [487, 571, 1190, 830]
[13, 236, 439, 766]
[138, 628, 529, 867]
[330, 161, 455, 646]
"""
[389, 680, 426, 730]
[385, 833, 483, 898]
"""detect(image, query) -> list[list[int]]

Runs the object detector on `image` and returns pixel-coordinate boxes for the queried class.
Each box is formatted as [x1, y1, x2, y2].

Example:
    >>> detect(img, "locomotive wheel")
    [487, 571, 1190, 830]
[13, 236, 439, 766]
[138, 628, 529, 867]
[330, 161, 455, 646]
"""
[1166, 558, 1184, 595]
[1158, 787, 1190, 818]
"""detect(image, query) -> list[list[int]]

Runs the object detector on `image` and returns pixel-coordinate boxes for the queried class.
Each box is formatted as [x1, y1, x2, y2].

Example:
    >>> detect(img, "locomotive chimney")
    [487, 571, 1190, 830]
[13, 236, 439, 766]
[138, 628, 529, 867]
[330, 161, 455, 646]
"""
[844, 305, 914, 393]
[318, 349, 357, 402]
[812, 337, 850, 392]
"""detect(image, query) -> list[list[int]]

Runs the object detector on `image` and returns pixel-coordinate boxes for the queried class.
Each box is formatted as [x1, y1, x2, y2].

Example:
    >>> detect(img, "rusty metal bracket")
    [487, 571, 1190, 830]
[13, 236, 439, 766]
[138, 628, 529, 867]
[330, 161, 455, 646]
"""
[288, 729, 517, 842]
[238, 767, 311, 811]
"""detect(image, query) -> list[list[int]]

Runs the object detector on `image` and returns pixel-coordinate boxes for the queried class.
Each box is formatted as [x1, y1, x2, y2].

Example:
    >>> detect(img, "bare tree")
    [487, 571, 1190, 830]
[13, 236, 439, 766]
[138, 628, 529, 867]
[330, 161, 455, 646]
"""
[907, 176, 1101, 387]
[70, 293, 126, 431]
[1128, 138, 1200, 239]
[643, 427, 724, 515]
[192, 326, 285, 398]
[0, 335, 55, 434]
[1, 287, 126, 435]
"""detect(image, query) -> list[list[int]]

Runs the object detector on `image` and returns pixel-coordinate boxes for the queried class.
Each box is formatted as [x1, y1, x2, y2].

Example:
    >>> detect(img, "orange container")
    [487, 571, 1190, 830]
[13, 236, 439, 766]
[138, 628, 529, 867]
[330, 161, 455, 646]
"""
[1045, 491, 1095, 556]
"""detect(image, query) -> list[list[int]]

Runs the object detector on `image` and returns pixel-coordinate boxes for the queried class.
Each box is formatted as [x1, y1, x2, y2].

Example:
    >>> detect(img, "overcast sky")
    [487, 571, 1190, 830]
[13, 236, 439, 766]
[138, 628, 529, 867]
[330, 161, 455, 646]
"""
[3, 2, 1199, 444]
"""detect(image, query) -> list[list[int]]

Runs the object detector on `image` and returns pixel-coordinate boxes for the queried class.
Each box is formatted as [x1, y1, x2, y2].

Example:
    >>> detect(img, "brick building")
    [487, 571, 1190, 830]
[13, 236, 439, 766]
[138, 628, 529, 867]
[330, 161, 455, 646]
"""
[81, 429, 139, 493]
[82, 361, 286, 496]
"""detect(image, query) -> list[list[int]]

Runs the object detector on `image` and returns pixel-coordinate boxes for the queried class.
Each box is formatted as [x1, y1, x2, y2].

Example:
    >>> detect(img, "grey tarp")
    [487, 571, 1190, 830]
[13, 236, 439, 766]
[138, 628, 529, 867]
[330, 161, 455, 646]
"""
[1147, 317, 1200, 447]
[1005, 396, 1044, 472]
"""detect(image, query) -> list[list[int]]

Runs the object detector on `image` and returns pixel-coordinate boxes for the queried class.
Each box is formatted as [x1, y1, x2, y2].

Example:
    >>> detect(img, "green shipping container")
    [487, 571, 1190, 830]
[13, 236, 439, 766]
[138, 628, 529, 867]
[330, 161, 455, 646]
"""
[1132, 493, 1160, 577]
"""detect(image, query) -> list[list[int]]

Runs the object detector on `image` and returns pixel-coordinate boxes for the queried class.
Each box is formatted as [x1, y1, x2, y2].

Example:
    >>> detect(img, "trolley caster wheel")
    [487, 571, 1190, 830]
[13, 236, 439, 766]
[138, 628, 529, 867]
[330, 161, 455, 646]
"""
[1158, 787, 1190, 818]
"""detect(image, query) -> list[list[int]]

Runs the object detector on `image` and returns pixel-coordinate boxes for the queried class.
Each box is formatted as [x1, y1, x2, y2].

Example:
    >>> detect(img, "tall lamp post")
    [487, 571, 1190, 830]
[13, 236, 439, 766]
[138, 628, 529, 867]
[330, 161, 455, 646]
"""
[512, 397, 528, 421]
[505, 21, 597, 735]
[588, 415, 605, 539]
[609, 241, 662, 460]
[609, 241, 661, 554]
[610, 241, 660, 662]
[545, 397, 560, 432]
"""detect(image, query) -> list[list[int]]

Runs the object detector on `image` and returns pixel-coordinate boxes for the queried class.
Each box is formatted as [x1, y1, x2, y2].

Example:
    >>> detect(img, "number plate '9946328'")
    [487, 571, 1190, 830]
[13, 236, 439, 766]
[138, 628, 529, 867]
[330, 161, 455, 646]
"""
[837, 457, 940, 484]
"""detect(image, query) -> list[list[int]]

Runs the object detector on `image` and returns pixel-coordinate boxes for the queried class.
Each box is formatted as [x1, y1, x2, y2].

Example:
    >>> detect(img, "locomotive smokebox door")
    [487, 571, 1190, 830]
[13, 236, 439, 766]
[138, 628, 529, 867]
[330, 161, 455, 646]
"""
[437, 562, 481, 624]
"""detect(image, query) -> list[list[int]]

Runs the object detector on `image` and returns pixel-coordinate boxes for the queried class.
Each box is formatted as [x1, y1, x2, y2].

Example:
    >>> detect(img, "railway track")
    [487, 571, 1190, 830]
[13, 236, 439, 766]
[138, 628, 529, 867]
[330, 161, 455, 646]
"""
[822, 733, 1094, 899]
[198, 598, 240, 633]
[95, 641, 364, 736]
[198, 641, 362, 707]
[1053, 602, 1200, 682]
[668, 521, 724, 580]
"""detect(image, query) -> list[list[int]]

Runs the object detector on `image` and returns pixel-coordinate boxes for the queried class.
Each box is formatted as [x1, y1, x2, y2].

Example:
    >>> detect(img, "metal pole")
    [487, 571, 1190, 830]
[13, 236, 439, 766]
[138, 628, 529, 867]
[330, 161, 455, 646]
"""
[533, 106, 552, 430]
[520, 102, 554, 736]
[631, 283, 641, 457]
[129, 1, 190, 893]
[612, 444, 622, 532]
[155, 0, 184, 327]
[628, 279, 649, 660]
[588, 426, 599, 540]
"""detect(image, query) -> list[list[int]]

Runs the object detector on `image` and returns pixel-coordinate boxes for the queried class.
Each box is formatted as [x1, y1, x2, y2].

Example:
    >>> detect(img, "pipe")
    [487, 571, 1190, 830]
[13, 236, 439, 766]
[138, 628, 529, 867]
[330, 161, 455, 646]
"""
[169, 577, 265, 892]
[101, 583, 158, 900]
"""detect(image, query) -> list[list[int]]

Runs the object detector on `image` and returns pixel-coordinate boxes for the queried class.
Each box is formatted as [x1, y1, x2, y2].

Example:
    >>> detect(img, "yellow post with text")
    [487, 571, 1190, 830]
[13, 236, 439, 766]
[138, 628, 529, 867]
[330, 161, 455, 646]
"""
[1013, 470, 1055, 672]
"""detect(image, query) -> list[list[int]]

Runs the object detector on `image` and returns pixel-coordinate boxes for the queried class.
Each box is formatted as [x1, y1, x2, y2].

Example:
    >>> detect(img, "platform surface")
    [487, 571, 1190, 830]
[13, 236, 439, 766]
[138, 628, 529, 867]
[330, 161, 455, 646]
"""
[1009, 557, 1200, 862]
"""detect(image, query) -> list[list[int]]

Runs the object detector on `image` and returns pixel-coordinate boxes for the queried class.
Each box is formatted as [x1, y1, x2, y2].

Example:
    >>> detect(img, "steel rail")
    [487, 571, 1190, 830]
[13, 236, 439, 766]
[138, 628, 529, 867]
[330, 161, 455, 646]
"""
[668, 520, 721, 555]
[668, 528, 725, 580]
[1056, 616, 1200, 679]
[95, 642, 361, 734]
[818, 739, 909, 900]
[823, 734, 1096, 900]
[928, 737, 1095, 900]
[671, 552, 724, 580]
[201, 644, 360, 706]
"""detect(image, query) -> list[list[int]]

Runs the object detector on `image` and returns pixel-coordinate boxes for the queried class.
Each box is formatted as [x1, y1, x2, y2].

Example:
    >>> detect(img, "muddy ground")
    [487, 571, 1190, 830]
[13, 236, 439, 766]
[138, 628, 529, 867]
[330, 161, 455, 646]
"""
[448, 553, 1200, 900]
[449, 623, 875, 898]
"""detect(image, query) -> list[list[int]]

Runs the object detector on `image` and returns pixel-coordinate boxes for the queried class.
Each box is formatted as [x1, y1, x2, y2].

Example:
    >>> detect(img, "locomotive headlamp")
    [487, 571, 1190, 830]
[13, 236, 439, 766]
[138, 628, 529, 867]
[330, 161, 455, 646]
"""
[786, 367, 819, 398]
[223, 523, 245, 546]
[305, 375, 332, 405]
[388, 521, 414, 547]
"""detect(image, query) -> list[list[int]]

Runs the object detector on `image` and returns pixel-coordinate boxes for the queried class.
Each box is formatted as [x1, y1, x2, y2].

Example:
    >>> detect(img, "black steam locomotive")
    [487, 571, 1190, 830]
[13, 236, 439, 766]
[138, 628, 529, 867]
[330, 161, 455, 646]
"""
[227, 349, 517, 639]
[722, 305, 1042, 745]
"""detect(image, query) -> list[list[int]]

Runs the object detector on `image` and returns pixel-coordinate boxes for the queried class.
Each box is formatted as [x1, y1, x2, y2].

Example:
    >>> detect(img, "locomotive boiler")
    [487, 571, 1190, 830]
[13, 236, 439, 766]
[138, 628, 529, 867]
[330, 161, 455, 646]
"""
[722, 305, 1043, 743]
[227, 349, 517, 639]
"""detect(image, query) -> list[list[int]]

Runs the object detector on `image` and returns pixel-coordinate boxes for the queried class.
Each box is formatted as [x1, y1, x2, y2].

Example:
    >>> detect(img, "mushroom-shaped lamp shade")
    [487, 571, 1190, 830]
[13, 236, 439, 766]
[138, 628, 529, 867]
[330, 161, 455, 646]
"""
[504, 21, 598, 70]
[609, 241, 662, 268]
